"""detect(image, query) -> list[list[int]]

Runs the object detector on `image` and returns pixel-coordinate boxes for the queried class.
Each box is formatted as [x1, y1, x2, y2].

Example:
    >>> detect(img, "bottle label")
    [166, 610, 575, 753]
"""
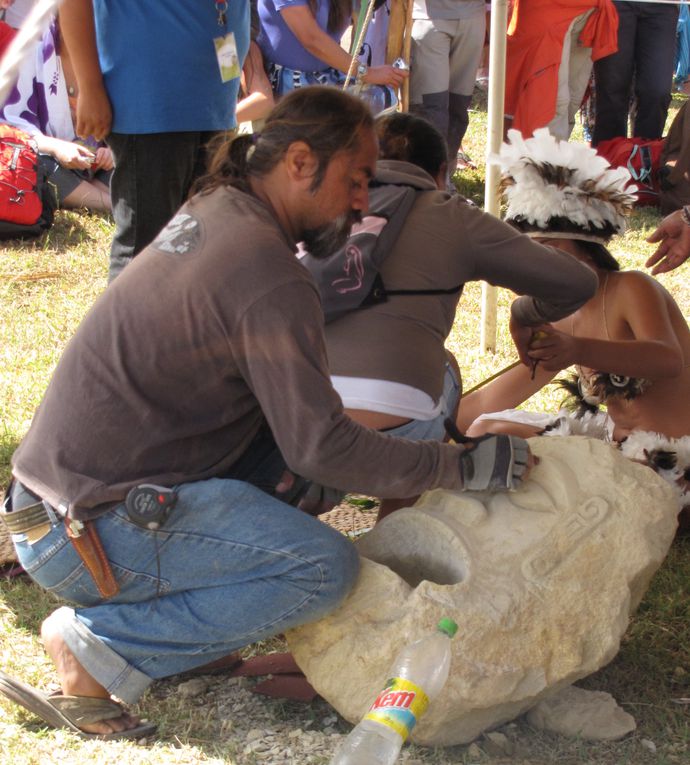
[363, 677, 429, 741]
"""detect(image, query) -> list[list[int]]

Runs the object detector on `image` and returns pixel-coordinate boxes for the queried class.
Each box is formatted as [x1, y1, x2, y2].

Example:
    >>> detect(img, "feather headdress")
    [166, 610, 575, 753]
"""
[493, 129, 638, 242]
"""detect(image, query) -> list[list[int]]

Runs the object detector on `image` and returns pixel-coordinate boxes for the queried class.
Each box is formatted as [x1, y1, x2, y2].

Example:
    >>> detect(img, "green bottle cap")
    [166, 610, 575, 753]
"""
[437, 617, 458, 638]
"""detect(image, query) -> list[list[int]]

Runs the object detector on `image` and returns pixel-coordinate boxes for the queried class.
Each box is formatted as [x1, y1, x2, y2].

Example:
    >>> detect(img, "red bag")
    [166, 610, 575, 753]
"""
[0, 124, 56, 238]
[596, 136, 664, 206]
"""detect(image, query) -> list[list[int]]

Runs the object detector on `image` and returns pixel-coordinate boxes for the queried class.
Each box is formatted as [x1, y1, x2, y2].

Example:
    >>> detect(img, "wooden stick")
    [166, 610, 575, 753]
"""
[401, 0, 414, 111]
[344, 0, 378, 89]
[463, 359, 521, 396]
[385, 0, 407, 64]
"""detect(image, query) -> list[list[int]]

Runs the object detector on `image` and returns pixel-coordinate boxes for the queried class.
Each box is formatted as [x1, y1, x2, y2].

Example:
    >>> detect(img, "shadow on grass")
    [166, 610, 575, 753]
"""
[44, 210, 113, 251]
[1, 209, 113, 257]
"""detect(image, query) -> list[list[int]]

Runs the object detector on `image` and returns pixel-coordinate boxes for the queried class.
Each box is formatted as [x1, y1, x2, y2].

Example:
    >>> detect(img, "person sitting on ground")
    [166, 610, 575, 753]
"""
[0, 88, 536, 741]
[0, 15, 112, 212]
[301, 112, 599, 521]
[458, 128, 690, 520]
[256, 0, 407, 102]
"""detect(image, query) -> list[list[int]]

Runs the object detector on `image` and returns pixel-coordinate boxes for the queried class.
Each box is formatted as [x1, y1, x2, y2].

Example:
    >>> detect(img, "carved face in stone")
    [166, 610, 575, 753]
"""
[355, 439, 613, 593]
[287, 437, 678, 746]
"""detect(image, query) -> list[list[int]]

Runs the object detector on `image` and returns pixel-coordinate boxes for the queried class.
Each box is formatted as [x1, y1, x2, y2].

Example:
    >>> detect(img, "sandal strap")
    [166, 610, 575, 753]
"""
[49, 694, 125, 726]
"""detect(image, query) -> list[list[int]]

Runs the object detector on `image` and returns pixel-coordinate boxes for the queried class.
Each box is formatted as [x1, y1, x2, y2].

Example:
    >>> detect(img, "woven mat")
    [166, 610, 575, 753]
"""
[320, 496, 378, 538]
[0, 522, 17, 565]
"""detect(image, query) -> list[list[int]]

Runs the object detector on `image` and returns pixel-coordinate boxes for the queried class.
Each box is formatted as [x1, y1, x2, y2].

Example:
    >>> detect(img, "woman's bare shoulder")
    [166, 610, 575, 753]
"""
[609, 269, 673, 300]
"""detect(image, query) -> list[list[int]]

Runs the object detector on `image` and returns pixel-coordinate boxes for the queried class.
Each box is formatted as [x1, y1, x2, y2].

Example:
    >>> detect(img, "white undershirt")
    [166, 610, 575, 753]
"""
[331, 376, 440, 420]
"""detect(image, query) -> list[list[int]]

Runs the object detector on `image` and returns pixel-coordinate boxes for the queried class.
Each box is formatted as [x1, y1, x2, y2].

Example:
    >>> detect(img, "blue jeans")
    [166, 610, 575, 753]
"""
[267, 63, 397, 115]
[383, 361, 461, 442]
[10, 477, 359, 703]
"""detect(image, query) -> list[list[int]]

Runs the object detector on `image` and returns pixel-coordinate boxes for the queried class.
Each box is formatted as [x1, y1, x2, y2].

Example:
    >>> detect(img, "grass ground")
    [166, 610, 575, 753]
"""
[0, 98, 689, 763]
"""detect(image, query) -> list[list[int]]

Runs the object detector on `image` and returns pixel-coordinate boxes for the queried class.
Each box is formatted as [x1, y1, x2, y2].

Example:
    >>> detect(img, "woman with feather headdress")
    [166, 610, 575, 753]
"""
[458, 129, 690, 526]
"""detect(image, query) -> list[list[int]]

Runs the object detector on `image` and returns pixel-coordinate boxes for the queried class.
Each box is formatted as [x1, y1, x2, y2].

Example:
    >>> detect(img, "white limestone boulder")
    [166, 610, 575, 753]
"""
[287, 437, 678, 746]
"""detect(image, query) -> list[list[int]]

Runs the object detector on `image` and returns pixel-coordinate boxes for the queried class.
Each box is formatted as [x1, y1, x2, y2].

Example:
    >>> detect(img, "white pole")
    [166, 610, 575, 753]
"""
[480, 0, 509, 354]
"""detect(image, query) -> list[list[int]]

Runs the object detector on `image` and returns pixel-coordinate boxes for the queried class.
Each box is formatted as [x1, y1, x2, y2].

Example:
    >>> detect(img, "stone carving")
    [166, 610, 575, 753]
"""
[287, 437, 678, 746]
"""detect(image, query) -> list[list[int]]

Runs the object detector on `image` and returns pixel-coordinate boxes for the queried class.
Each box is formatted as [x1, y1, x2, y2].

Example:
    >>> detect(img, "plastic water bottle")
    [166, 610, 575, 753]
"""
[330, 617, 458, 765]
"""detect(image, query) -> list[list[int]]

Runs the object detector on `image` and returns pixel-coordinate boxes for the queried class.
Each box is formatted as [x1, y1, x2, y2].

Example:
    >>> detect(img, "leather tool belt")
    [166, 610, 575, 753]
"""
[1, 481, 120, 599]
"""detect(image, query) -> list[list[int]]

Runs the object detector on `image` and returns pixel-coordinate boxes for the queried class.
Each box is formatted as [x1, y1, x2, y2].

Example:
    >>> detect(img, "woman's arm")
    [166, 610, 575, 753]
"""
[236, 42, 275, 124]
[528, 273, 684, 379]
[458, 206, 599, 326]
[456, 360, 555, 433]
[279, 5, 407, 88]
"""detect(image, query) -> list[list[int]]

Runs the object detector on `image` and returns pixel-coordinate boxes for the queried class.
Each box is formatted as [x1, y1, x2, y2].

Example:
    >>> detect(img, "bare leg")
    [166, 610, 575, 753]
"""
[62, 180, 111, 213]
[41, 613, 142, 735]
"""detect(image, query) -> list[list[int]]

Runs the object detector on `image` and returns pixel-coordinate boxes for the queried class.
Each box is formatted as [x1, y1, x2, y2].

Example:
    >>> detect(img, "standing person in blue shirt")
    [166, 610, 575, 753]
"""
[256, 0, 406, 98]
[59, 0, 250, 281]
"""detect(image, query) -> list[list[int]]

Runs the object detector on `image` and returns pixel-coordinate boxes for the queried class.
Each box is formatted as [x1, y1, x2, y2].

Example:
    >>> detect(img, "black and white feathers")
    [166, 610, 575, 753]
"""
[493, 128, 638, 240]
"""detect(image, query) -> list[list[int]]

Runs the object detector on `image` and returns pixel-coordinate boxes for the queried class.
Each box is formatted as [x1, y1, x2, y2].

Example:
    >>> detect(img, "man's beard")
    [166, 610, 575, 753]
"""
[301, 211, 362, 260]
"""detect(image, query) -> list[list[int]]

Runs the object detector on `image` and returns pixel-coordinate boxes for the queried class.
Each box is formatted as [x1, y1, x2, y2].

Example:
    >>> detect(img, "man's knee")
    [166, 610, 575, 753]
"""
[297, 526, 360, 620]
[322, 531, 360, 600]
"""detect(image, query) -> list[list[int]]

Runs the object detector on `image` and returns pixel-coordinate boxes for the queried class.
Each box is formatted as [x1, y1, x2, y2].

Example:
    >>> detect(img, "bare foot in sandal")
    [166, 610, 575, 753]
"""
[41, 613, 147, 736]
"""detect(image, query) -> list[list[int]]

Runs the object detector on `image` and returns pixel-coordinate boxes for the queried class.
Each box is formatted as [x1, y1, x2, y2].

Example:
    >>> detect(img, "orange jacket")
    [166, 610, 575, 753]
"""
[505, 0, 618, 137]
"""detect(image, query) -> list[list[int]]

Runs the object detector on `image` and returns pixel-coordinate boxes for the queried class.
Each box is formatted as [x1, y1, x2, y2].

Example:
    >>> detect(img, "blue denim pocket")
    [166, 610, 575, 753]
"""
[14, 512, 170, 606]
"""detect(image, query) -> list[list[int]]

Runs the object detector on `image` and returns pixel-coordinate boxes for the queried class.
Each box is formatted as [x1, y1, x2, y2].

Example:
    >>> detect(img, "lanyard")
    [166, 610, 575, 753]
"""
[215, 0, 228, 26]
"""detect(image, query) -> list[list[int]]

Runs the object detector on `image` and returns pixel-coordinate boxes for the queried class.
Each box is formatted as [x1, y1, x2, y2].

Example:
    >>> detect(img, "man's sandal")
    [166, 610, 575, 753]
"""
[0, 671, 157, 740]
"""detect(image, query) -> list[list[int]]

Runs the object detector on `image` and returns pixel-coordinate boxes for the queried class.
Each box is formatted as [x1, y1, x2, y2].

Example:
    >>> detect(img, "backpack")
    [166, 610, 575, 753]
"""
[658, 99, 690, 213]
[300, 182, 462, 323]
[595, 135, 664, 206]
[0, 124, 56, 239]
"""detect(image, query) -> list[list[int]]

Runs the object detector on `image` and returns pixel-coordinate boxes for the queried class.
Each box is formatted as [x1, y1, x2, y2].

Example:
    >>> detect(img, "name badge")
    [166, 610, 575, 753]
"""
[214, 32, 240, 83]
